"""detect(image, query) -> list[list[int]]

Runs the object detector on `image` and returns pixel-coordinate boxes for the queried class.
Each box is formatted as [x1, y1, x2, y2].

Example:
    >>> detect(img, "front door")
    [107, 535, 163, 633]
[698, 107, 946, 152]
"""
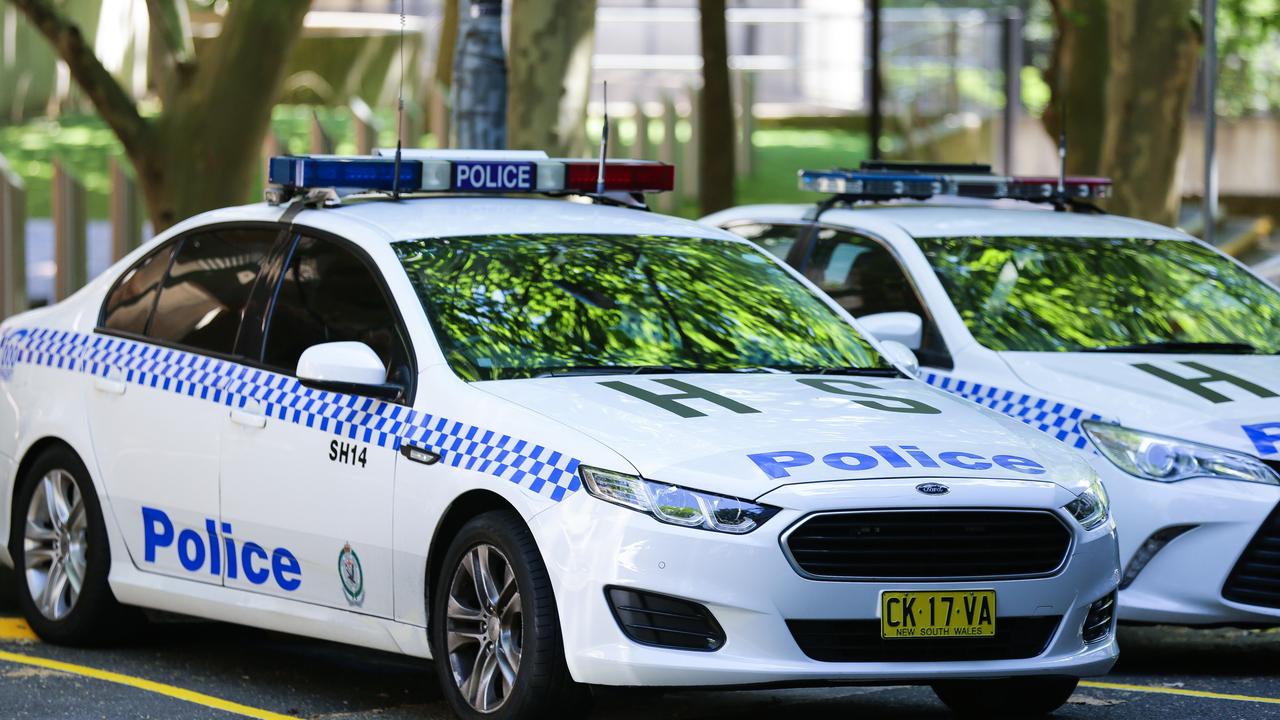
[218, 232, 415, 616]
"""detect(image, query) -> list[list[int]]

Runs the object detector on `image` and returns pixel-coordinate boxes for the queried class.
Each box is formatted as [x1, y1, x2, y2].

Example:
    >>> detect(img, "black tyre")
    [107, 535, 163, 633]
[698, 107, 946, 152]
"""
[430, 510, 590, 720]
[932, 676, 1079, 718]
[9, 445, 134, 645]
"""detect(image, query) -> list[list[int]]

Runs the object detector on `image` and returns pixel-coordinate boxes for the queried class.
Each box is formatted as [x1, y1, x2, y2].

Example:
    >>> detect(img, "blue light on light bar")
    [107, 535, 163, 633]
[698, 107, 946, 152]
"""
[268, 156, 424, 192]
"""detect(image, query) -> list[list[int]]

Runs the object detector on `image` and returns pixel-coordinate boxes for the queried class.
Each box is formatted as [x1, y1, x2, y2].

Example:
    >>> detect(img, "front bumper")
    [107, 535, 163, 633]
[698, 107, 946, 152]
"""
[530, 476, 1119, 688]
[1104, 468, 1280, 625]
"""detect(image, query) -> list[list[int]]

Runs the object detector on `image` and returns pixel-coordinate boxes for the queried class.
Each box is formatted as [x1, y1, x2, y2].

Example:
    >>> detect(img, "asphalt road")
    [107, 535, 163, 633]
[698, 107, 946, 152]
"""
[1, 568, 1278, 719]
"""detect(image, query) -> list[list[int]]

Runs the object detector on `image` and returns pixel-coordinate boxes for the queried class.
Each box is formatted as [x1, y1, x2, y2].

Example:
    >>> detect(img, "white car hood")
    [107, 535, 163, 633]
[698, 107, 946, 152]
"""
[476, 373, 1094, 499]
[1001, 352, 1280, 460]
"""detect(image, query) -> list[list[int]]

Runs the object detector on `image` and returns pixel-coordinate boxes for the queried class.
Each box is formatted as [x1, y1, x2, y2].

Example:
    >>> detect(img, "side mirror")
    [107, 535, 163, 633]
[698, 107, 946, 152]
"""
[879, 340, 920, 377]
[858, 311, 923, 351]
[297, 342, 402, 400]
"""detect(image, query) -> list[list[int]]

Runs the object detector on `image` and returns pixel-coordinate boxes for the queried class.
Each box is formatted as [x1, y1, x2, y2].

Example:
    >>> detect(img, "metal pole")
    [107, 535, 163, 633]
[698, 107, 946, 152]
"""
[869, 0, 883, 160]
[1203, 0, 1218, 245]
[1002, 9, 1023, 175]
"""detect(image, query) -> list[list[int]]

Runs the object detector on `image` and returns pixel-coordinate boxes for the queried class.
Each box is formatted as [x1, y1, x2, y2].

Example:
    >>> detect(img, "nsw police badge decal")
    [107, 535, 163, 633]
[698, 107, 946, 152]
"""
[339, 542, 365, 606]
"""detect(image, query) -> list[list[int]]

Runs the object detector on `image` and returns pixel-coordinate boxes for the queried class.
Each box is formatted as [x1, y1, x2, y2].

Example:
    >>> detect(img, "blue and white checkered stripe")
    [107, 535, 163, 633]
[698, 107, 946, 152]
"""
[0, 328, 583, 502]
[922, 371, 1104, 450]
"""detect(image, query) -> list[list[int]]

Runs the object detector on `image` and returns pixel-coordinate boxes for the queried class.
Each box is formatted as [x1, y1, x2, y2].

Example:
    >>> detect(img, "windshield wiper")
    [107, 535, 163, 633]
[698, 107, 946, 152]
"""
[535, 364, 743, 378]
[780, 366, 902, 377]
[1079, 341, 1261, 355]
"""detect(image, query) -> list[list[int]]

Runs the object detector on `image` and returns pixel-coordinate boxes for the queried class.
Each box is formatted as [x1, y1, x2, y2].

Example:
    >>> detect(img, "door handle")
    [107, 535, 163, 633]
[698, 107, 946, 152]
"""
[230, 408, 266, 429]
[93, 377, 126, 395]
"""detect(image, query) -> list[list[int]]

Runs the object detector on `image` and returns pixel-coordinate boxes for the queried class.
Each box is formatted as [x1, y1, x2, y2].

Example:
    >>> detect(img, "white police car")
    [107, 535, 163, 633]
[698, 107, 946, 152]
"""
[706, 161, 1280, 629]
[0, 152, 1118, 719]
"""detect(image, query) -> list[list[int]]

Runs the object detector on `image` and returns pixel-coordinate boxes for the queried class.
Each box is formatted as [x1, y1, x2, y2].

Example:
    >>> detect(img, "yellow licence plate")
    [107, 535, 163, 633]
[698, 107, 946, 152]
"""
[880, 590, 996, 639]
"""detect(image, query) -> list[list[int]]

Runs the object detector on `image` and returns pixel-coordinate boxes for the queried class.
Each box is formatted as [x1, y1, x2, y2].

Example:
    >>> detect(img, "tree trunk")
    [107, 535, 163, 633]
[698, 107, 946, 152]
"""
[1043, 0, 1111, 176]
[506, 0, 596, 155]
[1099, 0, 1200, 225]
[429, 0, 459, 148]
[452, 0, 507, 149]
[1045, 0, 1200, 225]
[15, 0, 312, 231]
[698, 0, 734, 215]
[144, 0, 312, 229]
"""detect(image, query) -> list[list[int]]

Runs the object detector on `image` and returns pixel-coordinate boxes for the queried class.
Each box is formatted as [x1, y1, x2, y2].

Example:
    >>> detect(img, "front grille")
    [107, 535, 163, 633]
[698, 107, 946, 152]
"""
[787, 616, 1061, 662]
[784, 510, 1072, 579]
[605, 587, 725, 651]
[1223, 502, 1280, 609]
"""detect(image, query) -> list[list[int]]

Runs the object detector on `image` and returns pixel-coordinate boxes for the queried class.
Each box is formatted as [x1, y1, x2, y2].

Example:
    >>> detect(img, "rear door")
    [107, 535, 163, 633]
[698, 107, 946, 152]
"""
[86, 224, 284, 584]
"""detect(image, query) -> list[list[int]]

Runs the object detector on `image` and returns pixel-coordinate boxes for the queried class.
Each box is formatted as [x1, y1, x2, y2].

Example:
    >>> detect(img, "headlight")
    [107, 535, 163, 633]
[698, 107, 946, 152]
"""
[579, 466, 780, 534]
[1082, 421, 1279, 486]
[1063, 474, 1110, 530]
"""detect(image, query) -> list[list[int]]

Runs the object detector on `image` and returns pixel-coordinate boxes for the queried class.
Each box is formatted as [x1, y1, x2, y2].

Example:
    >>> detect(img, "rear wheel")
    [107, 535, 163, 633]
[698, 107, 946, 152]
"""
[932, 676, 1079, 718]
[10, 445, 134, 645]
[430, 510, 589, 720]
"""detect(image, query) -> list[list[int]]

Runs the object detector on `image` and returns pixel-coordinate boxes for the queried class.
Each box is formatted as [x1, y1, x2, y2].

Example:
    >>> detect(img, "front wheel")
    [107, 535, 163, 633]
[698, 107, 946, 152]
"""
[932, 676, 1079, 718]
[10, 445, 135, 645]
[430, 510, 589, 720]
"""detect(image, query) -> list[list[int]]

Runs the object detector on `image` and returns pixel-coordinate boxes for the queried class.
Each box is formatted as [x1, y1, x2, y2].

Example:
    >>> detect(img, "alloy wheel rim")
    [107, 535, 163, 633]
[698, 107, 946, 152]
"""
[445, 543, 523, 713]
[24, 469, 88, 621]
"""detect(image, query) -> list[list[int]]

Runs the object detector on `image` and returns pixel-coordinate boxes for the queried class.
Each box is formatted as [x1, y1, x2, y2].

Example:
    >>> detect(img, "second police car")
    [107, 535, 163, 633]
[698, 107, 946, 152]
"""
[0, 151, 1117, 719]
[707, 162, 1280, 628]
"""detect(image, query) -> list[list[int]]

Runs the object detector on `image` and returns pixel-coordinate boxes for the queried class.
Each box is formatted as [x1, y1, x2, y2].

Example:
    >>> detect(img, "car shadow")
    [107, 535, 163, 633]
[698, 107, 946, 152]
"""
[1114, 624, 1280, 677]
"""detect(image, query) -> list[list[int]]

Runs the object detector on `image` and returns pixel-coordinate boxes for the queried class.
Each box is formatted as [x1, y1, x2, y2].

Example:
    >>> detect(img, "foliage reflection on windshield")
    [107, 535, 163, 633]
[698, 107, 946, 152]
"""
[394, 234, 887, 381]
[917, 235, 1280, 353]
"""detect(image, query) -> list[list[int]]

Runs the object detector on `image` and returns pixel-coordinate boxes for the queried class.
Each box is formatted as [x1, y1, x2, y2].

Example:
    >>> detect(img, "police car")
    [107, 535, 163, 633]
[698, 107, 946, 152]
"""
[706, 161, 1280, 629]
[0, 151, 1118, 719]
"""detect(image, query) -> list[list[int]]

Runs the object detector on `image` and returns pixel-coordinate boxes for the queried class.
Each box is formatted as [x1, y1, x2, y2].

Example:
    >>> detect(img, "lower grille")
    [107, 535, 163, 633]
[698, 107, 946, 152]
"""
[1223, 502, 1280, 609]
[788, 616, 1061, 662]
[605, 587, 725, 652]
[784, 510, 1072, 579]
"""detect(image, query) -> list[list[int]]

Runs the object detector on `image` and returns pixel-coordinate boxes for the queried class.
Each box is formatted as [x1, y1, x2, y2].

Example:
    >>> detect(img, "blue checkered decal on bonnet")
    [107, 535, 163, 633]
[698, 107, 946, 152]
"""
[922, 371, 1104, 450]
[0, 328, 582, 502]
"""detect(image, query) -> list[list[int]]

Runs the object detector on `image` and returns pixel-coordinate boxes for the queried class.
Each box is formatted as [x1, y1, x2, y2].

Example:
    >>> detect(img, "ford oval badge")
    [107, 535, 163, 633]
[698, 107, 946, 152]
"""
[916, 482, 950, 496]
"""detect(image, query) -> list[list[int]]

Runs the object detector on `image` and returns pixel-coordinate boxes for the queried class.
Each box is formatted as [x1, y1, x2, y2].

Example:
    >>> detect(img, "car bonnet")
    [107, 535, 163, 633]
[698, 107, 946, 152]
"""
[474, 372, 1094, 500]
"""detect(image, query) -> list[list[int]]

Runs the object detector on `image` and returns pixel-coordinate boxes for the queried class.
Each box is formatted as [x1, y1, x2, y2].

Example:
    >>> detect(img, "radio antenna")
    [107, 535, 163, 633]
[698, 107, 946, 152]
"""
[391, 0, 406, 200]
[597, 81, 609, 195]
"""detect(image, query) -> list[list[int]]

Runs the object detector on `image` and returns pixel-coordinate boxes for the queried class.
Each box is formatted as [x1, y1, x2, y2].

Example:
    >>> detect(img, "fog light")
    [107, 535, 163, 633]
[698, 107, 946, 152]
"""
[1082, 591, 1117, 644]
[1119, 525, 1196, 590]
[605, 586, 725, 651]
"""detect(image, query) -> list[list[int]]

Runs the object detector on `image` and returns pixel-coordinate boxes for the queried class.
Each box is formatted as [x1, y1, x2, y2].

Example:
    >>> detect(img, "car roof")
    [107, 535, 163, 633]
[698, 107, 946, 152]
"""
[709, 202, 1194, 241]
[203, 196, 739, 244]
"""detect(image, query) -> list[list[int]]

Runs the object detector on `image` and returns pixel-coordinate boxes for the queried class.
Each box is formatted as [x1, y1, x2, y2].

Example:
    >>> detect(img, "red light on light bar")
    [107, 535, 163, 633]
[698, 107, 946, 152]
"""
[563, 161, 675, 193]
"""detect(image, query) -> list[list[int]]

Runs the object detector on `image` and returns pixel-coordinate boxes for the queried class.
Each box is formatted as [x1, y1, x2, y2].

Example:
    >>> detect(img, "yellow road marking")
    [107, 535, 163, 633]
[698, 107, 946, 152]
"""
[0, 618, 37, 642]
[1082, 680, 1280, 705]
[0, 649, 297, 719]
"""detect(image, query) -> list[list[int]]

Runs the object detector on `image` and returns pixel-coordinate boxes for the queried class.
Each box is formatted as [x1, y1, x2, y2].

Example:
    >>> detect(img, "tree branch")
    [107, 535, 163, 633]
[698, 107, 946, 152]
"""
[11, 0, 150, 156]
[145, 0, 194, 65]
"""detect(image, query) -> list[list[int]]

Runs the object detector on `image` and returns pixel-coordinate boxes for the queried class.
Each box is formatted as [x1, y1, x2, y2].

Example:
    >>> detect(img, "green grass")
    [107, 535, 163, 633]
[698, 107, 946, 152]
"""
[0, 110, 865, 221]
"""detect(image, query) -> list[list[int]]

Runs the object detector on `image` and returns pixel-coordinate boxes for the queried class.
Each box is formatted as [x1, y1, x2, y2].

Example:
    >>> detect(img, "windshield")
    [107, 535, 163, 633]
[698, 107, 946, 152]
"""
[394, 234, 890, 381]
[917, 235, 1280, 354]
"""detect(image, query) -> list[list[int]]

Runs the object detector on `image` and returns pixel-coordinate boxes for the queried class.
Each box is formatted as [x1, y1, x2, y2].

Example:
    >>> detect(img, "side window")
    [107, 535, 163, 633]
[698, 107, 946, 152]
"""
[263, 235, 414, 395]
[722, 222, 805, 261]
[147, 228, 277, 355]
[807, 229, 925, 318]
[101, 241, 178, 335]
[806, 228, 952, 368]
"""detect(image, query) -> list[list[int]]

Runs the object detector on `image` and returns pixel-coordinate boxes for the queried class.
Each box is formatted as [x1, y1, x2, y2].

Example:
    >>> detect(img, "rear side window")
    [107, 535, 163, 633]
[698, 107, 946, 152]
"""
[263, 235, 413, 391]
[101, 242, 177, 335]
[147, 229, 277, 355]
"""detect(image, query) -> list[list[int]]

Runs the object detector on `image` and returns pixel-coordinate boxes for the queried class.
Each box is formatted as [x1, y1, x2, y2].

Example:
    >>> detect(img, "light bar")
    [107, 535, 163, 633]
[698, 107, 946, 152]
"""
[265, 152, 675, 205]
[798, 165, 1112, 204]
